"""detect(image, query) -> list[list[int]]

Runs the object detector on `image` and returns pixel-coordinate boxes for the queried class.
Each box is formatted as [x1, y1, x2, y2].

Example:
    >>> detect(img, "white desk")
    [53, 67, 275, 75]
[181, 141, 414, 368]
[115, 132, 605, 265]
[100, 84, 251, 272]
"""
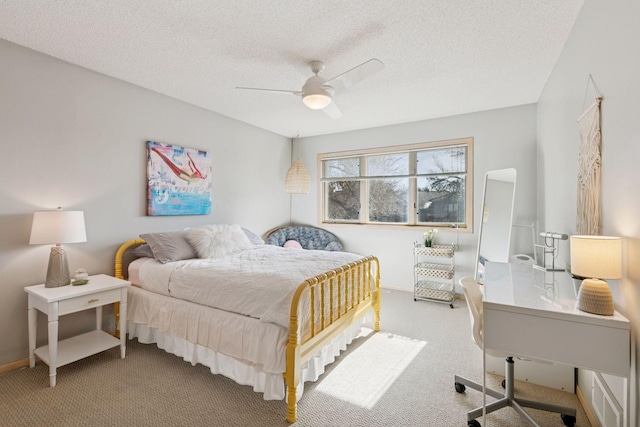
[483, 262, 631, 424]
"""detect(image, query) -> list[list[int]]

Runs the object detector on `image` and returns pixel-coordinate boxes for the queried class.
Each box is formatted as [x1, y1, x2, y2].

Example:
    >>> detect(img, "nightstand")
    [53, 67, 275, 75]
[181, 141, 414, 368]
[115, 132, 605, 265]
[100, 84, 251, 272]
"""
[25, 274, 130, 387]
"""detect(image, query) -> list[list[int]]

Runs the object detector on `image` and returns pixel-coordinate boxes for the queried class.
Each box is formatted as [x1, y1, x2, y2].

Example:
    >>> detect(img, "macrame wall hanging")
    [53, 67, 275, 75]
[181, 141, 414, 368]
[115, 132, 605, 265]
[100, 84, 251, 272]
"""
[576, 75, 602, 235]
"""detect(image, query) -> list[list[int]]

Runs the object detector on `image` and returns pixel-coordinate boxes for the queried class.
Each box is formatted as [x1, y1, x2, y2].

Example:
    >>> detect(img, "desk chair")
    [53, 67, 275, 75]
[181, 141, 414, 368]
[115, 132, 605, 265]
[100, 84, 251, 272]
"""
[454, 277, 577, 427]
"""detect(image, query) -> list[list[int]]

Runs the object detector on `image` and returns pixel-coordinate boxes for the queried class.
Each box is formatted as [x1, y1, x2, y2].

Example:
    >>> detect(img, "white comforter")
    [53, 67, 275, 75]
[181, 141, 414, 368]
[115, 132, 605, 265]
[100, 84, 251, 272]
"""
[137, 245, 363, 329]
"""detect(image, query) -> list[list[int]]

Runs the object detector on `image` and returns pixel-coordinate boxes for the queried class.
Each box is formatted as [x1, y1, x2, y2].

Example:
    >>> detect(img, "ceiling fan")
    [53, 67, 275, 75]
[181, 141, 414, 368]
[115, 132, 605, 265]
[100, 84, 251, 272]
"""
[236, 58, 384, 118]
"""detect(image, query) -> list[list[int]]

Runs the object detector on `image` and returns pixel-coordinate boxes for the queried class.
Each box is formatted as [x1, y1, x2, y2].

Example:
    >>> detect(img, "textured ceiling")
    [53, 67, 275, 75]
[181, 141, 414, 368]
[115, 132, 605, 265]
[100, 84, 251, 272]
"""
[0, 1, 584, 138]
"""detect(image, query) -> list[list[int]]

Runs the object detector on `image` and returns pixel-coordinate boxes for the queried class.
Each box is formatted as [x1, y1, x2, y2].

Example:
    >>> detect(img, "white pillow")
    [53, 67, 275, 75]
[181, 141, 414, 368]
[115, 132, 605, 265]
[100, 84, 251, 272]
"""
[186, 224, 252, 259]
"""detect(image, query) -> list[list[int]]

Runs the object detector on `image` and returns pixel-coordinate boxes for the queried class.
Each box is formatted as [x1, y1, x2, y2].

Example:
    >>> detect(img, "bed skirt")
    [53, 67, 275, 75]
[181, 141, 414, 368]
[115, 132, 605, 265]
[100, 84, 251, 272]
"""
[126, 287, 367, 401]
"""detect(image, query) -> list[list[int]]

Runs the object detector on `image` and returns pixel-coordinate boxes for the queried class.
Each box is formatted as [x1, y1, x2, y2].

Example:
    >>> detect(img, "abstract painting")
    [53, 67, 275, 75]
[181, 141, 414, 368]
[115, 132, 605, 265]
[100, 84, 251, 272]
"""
[146, 141, 212, 216]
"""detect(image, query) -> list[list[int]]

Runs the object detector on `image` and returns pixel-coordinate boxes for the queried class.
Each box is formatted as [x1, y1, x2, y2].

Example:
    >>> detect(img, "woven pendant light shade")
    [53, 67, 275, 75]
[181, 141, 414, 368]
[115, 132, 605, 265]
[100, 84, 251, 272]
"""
[285, 161, 310, 194]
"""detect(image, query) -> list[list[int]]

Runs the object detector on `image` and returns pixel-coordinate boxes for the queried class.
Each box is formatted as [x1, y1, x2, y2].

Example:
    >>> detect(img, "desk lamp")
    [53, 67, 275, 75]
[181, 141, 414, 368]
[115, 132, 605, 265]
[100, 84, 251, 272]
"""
[29, 207, 87, 288]
[570, 235, 621, 316]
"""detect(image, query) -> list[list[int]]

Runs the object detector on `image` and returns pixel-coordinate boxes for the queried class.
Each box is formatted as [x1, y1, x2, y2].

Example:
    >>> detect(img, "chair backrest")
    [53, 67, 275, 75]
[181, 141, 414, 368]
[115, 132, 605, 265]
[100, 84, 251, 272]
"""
[460, 276, 484, 350]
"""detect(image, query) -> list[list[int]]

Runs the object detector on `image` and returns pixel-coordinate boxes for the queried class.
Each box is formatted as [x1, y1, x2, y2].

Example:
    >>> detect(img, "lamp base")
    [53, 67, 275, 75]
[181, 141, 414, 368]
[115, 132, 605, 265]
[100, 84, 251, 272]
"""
[577, 278, 614, 316]
[45, 245, 71, 288]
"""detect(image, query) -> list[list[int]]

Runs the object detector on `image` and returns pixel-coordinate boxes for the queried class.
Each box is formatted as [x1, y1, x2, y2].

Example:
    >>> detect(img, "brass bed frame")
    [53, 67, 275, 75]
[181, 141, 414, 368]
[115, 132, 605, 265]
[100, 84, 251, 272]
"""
[114, 239, 381, 423]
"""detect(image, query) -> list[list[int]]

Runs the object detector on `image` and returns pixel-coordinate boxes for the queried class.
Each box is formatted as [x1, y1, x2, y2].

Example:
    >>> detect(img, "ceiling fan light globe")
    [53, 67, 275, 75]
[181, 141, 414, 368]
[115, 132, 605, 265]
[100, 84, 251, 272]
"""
[303, 93, 332, 110]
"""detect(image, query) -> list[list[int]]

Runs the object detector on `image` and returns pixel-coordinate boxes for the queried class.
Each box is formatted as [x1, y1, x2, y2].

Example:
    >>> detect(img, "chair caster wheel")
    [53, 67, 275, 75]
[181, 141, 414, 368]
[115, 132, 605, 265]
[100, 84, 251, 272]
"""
[501, 379, 506, 388]
[449, 303, 454, 308]
[454, 382, 466, 393]
[468, 420, 481, 427]
[561, 414, 576, 427]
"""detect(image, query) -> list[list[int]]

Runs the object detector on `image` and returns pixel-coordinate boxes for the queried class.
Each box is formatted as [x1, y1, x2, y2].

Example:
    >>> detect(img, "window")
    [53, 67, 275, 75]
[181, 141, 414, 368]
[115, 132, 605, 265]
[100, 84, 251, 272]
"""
[319, 138, 473, 230]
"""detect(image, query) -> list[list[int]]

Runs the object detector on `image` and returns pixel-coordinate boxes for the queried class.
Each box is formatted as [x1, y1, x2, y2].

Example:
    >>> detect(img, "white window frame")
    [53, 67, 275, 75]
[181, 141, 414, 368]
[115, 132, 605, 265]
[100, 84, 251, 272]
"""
[317, 137, 474, 231]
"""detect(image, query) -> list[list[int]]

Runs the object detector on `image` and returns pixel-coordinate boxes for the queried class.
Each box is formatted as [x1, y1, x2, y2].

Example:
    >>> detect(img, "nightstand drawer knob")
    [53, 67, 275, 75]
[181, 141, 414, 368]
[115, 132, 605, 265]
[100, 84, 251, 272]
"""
[88, 298, 99, 304]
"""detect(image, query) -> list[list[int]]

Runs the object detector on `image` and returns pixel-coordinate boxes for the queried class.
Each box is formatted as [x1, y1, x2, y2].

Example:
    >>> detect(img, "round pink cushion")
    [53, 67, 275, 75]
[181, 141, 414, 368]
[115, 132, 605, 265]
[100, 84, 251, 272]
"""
[283, 240, 303, 249]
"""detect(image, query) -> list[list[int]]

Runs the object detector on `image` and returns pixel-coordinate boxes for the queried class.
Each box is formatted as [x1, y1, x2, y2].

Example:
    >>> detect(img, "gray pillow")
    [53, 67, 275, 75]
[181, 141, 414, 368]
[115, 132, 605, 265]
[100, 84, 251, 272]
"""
[139, 231, 197, 263]
[132, 244, 155, 258]
[242, 227, 264, 245]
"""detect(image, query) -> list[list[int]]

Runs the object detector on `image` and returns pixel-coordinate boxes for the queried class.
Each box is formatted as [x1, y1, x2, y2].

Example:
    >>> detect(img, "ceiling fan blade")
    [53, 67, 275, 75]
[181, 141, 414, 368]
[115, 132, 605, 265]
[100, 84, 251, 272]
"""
[235, 86, 302, 95]
[322, 101, 343, 119]
[324, 58, 384, 92]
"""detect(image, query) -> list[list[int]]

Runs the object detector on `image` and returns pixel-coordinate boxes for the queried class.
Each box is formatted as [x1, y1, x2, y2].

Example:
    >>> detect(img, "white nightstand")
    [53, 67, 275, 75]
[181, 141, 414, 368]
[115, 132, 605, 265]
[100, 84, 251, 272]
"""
[25, 274, 130, 387]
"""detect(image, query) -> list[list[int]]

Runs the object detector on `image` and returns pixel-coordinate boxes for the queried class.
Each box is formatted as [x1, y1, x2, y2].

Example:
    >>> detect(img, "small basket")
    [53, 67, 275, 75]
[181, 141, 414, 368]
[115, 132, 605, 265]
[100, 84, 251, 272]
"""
[414, 280, 455, 302]
[414, 244, 454, 258]
[414, 262, 454, 279]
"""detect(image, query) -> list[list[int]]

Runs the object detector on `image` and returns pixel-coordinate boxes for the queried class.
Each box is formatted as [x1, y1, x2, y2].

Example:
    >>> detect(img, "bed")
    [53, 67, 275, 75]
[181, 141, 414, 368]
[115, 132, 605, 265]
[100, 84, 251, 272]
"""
[113, 226, 380, 423]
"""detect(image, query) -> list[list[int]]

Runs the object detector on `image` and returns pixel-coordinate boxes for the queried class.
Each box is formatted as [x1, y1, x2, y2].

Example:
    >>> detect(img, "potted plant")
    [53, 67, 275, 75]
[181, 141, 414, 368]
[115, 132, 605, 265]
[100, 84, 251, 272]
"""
[423, 229, 438, 247]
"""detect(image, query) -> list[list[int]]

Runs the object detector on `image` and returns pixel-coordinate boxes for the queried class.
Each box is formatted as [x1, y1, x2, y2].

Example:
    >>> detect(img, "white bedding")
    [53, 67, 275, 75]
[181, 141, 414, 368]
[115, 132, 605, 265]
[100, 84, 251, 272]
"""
[126, 244, 371, 401]
[127, 285, 288, 374]
[136, 245, 363, 329]
[127, 284, 367, 400]
[127, 257, 146, 286]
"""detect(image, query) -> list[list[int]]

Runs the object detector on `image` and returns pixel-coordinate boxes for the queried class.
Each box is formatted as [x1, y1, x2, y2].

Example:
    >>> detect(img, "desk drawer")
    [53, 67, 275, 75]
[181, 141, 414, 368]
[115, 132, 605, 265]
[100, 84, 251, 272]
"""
[59, 289, 121, 315]
[484, 307, 630, 377]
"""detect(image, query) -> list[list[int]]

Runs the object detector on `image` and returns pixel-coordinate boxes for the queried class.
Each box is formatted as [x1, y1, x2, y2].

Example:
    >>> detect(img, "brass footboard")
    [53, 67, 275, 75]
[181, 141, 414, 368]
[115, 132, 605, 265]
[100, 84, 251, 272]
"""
[285, 255, 381, 423]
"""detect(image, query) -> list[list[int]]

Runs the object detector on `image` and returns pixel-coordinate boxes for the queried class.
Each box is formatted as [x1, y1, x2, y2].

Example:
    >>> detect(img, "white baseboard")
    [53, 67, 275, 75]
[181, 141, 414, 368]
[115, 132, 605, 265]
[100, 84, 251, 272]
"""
[381, 284, 464, 299]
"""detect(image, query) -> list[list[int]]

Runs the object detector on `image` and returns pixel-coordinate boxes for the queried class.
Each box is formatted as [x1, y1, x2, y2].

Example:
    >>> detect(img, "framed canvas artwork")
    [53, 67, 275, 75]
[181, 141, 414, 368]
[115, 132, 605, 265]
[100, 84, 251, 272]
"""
[146, 141, 212, 216]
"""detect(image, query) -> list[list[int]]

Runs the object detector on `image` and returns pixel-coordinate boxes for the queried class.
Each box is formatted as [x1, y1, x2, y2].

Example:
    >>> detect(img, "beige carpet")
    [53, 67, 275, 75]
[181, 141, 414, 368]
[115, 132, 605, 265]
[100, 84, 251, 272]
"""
[0, 290, 590, 426]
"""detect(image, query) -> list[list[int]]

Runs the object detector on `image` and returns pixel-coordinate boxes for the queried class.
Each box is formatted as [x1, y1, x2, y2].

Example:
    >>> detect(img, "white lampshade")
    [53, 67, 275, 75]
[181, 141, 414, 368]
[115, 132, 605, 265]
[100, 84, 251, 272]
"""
[30, 209, 87, 245]
[29, 208, 87, 288]
[570, 235, 621, 316]
[569, 235, 621, 279]
[302, 93, 332, 110]
[285, 161, 311, 194]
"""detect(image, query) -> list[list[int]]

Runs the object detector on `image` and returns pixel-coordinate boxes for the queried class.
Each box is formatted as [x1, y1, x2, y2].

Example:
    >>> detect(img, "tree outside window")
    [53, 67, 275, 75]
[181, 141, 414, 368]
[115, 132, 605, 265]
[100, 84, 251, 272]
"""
[320, 138, 473, 229]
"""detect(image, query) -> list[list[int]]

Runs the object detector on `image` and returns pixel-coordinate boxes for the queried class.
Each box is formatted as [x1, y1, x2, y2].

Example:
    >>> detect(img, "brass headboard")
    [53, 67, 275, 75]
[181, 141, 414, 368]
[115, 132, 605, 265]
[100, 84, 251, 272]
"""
[114, 238, 146, 280]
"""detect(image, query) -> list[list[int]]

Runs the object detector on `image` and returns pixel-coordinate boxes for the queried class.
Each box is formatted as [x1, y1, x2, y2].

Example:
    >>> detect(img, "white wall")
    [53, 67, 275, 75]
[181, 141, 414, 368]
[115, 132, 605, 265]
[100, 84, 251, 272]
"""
[537, 0, 639, 423]
[0, 39, 291, 365]
[293, 104, 538, 292]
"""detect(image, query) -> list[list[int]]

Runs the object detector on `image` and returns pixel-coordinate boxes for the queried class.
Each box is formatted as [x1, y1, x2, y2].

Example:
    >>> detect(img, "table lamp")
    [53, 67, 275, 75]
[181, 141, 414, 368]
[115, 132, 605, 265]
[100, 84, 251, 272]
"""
[569, 235, 621, 316]
[29, 207, 87, 288]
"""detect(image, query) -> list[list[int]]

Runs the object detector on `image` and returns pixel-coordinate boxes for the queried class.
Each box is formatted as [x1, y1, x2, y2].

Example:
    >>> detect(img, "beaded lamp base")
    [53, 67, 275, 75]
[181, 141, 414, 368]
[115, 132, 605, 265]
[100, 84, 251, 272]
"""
[577, 278, 614, 316]
[45, 245, 71, 288]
